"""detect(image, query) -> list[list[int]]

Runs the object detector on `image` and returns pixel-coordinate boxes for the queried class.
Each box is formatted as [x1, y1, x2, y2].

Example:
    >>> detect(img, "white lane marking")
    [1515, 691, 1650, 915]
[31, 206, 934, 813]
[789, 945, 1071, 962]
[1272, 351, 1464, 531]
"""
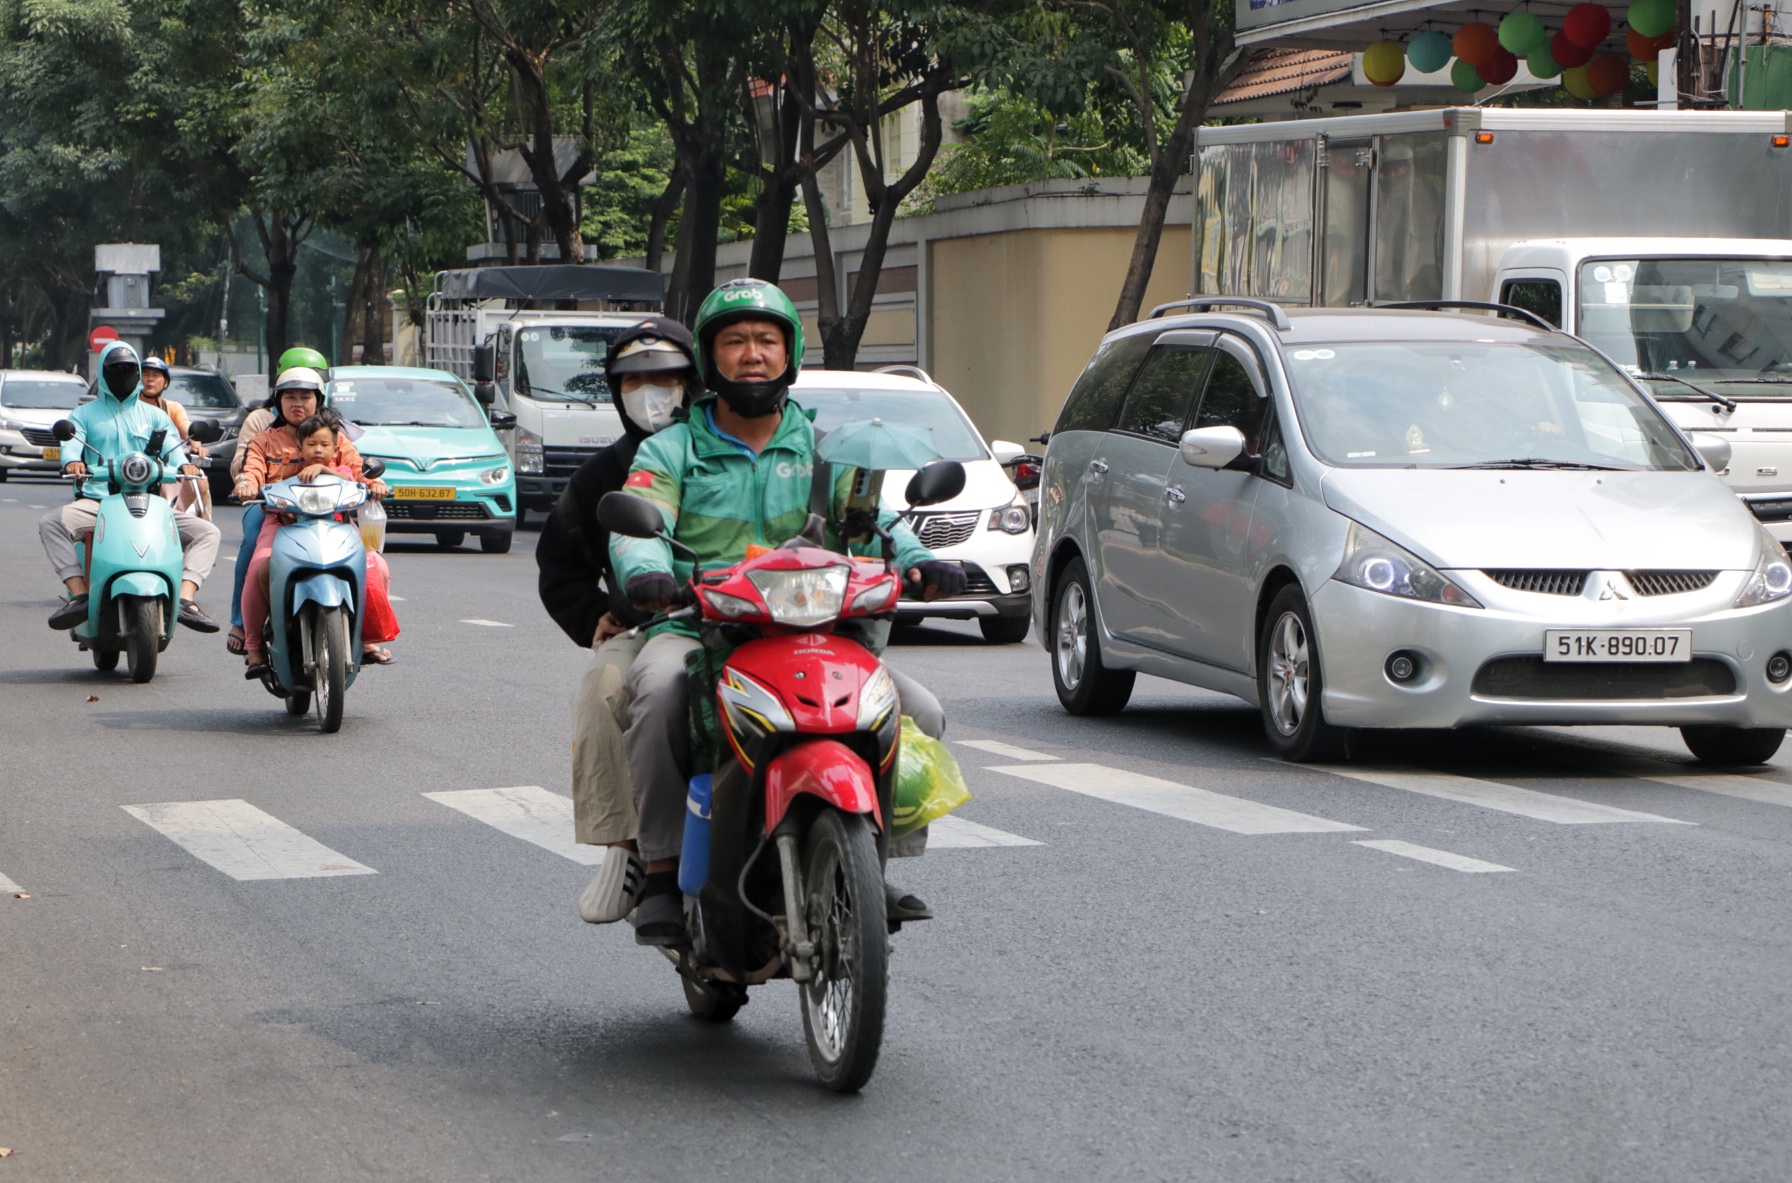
[989, 763, 1365, 835]
[0, 870, 23, 893]
[927, 815, 1043, 848]
[1645, 773, 1792, 809]
[122, 800, 377, 880]
[1353, 839, 1517, 874]
[460, 618, 512, 627]
[423, 786, 605, 865]
[957, 739, 1060, 762]
[1318, 767, 1691, 826]
[1, 497, 16, 503]
[388, 595, 407, 601]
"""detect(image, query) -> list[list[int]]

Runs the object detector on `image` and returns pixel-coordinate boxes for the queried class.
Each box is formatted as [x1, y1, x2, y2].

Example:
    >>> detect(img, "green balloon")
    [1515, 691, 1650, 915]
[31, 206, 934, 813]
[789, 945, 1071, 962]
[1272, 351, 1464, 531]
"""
[1408, 29, 1453, 73]
[1451, 57, 1485, 91]
[1528, 45, 1564, 79]
[1499, 11, 1546, 55]
[1628, 0, 1674, 39]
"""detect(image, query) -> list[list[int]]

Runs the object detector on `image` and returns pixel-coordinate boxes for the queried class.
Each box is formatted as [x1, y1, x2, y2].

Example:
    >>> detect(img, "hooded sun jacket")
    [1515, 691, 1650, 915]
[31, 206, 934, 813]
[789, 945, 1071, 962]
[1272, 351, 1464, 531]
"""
[609, 393, 933, 636]
[63, 341, 191, 490]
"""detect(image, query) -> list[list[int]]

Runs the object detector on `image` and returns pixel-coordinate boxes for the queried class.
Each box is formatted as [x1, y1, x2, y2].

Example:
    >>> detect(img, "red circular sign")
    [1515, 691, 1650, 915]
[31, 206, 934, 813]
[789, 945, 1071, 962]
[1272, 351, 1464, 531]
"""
[88, 325, 119, 352]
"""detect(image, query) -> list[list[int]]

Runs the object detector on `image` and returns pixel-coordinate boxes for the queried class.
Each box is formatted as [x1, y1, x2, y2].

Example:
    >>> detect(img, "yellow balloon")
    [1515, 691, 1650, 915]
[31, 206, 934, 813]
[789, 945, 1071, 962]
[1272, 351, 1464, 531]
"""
[1563, 63, 1597, 99]
[1645, 60, 1660, 87]
[1363, 40, 1406, 85]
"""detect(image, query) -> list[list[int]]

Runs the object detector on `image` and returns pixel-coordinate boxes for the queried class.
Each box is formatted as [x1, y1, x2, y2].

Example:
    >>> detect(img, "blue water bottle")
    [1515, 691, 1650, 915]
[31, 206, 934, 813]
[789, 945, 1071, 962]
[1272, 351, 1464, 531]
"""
[678, 773, 713, 897]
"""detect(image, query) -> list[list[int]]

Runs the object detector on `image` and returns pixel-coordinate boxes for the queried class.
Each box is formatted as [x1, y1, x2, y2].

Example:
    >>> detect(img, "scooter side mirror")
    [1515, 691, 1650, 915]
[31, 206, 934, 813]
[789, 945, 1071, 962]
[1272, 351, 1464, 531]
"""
[361, 457, 386, 481]
[187, 419, 223, 444]
[904, 460, 966, 508]
[598, 490, 666, 539]
[51, 419, 76, 442]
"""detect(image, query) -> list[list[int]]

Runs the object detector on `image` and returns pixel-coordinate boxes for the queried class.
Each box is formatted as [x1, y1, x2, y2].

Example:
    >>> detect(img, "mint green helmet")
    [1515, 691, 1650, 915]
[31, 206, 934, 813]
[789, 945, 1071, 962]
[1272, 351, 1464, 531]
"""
[692, 278, 804, 386]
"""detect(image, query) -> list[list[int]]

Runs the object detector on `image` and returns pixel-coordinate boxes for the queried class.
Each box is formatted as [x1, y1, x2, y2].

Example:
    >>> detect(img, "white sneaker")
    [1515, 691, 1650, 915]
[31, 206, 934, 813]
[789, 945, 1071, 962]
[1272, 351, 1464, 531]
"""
[578, 847, 645, 924]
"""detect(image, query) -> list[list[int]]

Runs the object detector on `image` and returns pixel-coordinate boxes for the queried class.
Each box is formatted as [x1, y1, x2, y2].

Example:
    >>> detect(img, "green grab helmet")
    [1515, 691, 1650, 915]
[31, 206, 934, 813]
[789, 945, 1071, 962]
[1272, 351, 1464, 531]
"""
[278, 345, 329, 374]
[692, 278, 805, 386]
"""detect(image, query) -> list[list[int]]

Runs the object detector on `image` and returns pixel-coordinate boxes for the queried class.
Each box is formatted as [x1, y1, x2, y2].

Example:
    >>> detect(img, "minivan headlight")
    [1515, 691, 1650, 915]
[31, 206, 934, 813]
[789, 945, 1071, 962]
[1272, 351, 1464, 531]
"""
[989, 495, 1031, 534]
[1334, 522, 1482, 608]
[1736, 528, 1792, 608]
[480, 465, 510, 485]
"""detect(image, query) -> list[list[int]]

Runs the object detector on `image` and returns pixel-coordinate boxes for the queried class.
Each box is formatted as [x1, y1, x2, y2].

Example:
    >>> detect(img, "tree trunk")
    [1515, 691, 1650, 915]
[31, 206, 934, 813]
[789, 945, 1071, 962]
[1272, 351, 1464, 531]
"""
[507, 50, 586, 264]
[342, 248, 371, 365]
[360, 248, 388, 364]
[748, 80, 804, 282]
[645, 165, 687, 277]
[669, 143, 726, 325]
[799, 109, 842, 363]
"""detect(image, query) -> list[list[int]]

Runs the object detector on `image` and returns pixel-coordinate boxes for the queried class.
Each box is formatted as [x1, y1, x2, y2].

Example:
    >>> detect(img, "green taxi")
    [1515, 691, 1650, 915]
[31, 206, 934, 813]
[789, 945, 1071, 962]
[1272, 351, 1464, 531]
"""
[327, 366, 519, 553]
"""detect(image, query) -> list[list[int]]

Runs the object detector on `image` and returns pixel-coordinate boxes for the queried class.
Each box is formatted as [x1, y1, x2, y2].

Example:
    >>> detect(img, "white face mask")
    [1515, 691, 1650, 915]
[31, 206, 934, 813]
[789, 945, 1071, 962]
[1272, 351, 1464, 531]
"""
[622, 382, 682, 433]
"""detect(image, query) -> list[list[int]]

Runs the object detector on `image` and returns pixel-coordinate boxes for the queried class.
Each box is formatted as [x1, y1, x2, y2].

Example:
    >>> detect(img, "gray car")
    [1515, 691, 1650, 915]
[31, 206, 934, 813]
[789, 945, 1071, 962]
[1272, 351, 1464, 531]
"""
[1032, 303, 1792, 766]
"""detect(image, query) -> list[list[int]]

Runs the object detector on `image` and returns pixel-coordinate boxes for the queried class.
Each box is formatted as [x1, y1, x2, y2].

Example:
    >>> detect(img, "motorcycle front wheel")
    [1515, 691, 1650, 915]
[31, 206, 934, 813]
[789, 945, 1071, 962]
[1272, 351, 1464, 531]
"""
[681, 975, 746, 1023]
[798, 809, 888, 1093]
[123, 596, 160, 684]
[309, 604, 348, 733]
[91, 646, 119, 672]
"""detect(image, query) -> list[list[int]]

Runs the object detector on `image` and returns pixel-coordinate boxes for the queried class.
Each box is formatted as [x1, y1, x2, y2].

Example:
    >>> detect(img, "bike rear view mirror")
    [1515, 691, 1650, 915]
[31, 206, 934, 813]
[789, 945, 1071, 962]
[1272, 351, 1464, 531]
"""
[904, 460, 966, 508]
[361, 457, 386, 481]
[51, 420, 76, 442]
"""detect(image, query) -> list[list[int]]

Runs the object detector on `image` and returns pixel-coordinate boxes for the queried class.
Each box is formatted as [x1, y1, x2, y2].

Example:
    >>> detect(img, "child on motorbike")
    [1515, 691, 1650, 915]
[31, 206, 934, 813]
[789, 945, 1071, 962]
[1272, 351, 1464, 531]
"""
[237, 409, 399, 676]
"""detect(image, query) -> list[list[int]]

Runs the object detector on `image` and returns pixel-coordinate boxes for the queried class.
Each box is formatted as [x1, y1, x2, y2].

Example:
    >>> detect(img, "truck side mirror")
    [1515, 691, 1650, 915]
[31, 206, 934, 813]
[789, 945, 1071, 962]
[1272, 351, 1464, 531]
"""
[473, 383, 496, 406]
[472, 344, 495, 384]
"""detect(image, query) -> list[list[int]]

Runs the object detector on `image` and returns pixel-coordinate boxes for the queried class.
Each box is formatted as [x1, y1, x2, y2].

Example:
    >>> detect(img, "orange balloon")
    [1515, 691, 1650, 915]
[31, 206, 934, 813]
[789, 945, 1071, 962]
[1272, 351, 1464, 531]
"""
[1627, 27, 1660, 60]
[1587, 53, 1630, 93]
[1454, 22, 1501, 66]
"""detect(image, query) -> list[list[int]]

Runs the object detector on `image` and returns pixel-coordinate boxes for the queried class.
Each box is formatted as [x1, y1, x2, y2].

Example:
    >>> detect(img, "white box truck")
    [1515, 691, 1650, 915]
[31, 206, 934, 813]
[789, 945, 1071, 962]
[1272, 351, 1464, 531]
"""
[1192, 108, 1792, 540]
[425, 265, 663, 517]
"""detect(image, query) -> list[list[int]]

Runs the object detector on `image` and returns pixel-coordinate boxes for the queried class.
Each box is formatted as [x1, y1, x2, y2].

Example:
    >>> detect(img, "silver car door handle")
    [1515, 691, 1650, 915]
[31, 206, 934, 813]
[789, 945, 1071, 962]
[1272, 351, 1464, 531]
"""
[1089, 459, 1109, 474]
[1164, 485, 1186, 505]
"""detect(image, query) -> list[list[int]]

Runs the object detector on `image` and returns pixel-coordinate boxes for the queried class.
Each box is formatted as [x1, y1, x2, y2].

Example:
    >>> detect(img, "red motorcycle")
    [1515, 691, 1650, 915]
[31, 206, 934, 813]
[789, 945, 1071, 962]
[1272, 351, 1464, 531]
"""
[598, 459, 963, 1093]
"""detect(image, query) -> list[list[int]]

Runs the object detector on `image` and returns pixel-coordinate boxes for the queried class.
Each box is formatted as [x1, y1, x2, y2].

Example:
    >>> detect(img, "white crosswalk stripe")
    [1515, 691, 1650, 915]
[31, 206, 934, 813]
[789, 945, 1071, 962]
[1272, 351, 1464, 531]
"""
[988, 763, 1365, 835]
[423, 786, 605, 865]
[1316, 767, 1691, 825]
[0, 870, 24, 894]
[956, 739, 1059, 762]
[1644, 773, 1792, 809]
[460, 618, 512, 628]
[1353, 839, 1517, 873]
[123, 800, 377, 880]
[927, 815, 1042, 848]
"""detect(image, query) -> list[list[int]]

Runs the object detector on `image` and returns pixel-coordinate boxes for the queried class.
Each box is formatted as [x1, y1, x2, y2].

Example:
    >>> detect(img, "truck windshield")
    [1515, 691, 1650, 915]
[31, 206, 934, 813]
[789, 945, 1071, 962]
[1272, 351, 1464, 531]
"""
[514, 326, 618, 403]
[1284, 339, 1699, 471]
[0, 377, 86, 409]
[328, 377, 487, 428]
[1578, 257, 1792, 395]
[796, 386, 989, 462]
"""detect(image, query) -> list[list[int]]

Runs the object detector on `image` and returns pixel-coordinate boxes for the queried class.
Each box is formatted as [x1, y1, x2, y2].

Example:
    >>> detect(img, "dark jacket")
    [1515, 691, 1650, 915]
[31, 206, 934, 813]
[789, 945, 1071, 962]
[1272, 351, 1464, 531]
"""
[535, 316, 695, 647]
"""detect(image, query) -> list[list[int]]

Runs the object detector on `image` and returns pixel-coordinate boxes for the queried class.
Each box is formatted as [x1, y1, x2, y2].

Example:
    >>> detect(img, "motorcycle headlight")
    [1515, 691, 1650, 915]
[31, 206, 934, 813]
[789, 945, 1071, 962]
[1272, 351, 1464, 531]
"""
[1735, 528, 1792, 608]
[118, 452, 154, 486]
[296, 485, 341, 516]
[857, 665, 899, 730]
[1333, 521, 1482, 608]
[480, 465, 510, 485]
[851, 577, 899, 614]
[988, 496, 1031, 534]
[264, 491, 296, 511]
[515, 427, 544, 475]
[747, 565, 850, 627]
[702, 588, 760, 619]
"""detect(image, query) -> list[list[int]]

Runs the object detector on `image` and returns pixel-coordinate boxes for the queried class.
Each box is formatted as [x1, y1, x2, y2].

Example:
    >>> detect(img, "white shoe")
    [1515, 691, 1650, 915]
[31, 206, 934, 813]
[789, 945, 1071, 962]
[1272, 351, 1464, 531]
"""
[578, 847, 645, 924]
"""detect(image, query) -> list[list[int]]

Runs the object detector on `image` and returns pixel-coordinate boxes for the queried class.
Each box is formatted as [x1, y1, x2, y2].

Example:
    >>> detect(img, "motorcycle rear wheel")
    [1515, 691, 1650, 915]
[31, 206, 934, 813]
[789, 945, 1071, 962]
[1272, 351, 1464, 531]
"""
[681, 975, 746, 1023]
[798, 810, 888, 1093]
[123, 596, 160, 684]
[91, 647, 119, 672]
[310, 604, 348, 734]
[284, 691, 311, 716]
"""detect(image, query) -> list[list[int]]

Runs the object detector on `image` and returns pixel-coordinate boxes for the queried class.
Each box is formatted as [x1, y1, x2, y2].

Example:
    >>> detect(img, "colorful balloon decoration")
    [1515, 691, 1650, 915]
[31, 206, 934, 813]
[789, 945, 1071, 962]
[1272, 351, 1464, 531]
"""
[1628, 0, 1675, 39]
[1552, 29, 1596, 67]
[1407, 29, 1454, 73]
[1627, 27, 1672, 60]
[1645, 60, 1660, 86]
[1499, 11, 1547, 55]
[1453, 21, 1500, 65]
[1563, 3, 1613, 47]
[1451, 57, 1486, 91]
[1529, 45, 1565, 78]
[1563, 63, 1598, 99]
[1587, 53, 1631, 93]
[1363, 39, 1406, 86]
[1480, 47, 1520, 85]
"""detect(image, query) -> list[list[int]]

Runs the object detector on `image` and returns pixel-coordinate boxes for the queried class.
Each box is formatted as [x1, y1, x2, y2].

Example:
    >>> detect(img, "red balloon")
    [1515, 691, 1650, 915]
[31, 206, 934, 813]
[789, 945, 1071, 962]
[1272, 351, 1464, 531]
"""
[1552, 29, 1596, 67]
[1479, 47, 1520, 84]
[1564, 2, 1612, 47]
[1453, 21, 1501, 65]
[1587, 52, 1630, 93]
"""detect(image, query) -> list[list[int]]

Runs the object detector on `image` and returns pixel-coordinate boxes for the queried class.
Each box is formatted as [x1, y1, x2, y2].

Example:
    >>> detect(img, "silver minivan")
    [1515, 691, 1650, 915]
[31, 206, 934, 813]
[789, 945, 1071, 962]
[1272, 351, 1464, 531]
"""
[1032, 303, 1792, 765]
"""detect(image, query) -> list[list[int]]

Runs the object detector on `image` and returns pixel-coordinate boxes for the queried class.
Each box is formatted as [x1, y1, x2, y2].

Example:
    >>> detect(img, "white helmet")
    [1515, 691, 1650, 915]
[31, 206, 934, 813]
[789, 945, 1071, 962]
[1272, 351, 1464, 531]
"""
[274, 366, 325, 393]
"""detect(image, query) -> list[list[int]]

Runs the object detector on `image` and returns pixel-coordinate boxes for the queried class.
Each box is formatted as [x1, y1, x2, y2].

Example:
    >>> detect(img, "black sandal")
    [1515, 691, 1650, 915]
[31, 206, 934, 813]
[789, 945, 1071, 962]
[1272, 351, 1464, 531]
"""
[225, 630, 247, 656]
[244, 658, 269, 680]
[362, 646, 395, 665]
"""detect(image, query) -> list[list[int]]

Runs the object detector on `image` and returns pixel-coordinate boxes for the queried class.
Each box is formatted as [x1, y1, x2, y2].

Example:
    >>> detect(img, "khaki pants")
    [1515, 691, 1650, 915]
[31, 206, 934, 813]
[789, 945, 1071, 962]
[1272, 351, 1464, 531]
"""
[571, 631, 645, 846]
[39, 498, 221, 588]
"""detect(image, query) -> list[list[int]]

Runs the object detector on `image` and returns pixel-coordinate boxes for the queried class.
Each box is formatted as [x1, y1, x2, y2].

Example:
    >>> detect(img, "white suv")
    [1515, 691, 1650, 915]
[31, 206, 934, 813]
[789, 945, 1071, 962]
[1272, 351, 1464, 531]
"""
[793, 368, 1036, 643]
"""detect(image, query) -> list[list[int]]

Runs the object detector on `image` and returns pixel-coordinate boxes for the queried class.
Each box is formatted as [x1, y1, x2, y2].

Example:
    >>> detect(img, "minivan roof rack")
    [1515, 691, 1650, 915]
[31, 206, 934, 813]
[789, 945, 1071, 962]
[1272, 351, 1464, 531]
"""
[1373, 300, 1555, 332]
[1147, 297, 1292, 331]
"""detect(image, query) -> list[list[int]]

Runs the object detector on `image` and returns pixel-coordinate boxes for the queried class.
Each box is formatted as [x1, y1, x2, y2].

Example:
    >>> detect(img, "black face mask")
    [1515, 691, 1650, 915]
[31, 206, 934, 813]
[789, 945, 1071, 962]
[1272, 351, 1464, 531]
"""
[710, 371, 788, 419]
[102, 363, 140, 399]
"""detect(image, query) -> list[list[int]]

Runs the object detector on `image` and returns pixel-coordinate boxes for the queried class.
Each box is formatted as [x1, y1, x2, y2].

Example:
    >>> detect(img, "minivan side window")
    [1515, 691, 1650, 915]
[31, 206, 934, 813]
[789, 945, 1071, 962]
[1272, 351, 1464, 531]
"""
[1114, 347, 1214, 444]
[1053, 331, 1155, 435]
[1500, 279, 1562, 328]
[1192, 349, 1269, 452]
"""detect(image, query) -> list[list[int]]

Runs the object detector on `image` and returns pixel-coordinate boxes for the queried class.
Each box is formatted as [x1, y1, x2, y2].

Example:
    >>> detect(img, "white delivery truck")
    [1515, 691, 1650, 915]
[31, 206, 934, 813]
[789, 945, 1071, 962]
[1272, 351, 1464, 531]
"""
[425, 265, 663, 517]
[1191, 108, 1792, 540]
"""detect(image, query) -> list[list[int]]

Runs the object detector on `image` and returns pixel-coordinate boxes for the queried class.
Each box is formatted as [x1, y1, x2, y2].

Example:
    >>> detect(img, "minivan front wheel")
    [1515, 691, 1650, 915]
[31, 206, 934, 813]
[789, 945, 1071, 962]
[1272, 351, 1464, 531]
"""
[1050, 557, 1133, 716]
[1258, 586, 1348, 763]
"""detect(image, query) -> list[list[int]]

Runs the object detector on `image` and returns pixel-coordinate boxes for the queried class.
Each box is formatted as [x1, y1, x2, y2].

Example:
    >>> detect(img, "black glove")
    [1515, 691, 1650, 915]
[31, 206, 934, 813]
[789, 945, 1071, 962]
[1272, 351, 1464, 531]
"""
[626, 571, 678, 611]
[911, 559, 966, 601]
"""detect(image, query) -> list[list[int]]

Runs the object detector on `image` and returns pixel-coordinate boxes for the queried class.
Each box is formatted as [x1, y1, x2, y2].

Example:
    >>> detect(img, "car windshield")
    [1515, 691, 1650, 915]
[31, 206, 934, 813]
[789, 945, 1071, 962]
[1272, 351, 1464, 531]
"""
[328, 376, 487, 428]
[1, 377, 86, 409]
[513, 326, 619, 404]
[1284, 339, 1699, 471]
[167, 371, 239, 409]
[796, 386, 989, 462]
[1578, 257, 1792, 395]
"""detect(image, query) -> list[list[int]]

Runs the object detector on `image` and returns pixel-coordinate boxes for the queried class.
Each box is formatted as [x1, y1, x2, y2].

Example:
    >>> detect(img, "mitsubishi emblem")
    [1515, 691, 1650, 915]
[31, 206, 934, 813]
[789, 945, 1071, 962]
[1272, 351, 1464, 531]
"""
[1598, 578, 1629, 601]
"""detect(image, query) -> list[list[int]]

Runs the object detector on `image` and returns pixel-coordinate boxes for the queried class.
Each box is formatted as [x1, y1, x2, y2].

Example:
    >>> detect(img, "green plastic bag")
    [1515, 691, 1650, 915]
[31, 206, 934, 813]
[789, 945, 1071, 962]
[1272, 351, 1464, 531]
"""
[893, 716, 970, 836]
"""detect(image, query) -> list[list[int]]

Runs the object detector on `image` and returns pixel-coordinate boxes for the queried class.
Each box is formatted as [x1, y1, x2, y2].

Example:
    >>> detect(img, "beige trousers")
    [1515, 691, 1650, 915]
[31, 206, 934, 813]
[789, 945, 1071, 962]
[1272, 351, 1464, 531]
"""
[570, 630, 646, 846]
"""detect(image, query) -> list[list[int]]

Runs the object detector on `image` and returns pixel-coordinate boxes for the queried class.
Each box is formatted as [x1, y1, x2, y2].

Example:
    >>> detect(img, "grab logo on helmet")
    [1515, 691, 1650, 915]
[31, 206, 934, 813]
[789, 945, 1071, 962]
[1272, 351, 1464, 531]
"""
[717, 285, 768, 307]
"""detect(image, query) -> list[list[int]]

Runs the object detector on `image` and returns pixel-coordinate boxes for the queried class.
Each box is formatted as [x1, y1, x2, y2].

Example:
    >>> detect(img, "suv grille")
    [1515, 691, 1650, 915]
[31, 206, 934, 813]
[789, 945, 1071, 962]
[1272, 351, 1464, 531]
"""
[21, 427, 58, 447]
[1471, 656, 1736, 700]
[907, 510, 981, 550]
[1625, 570, 1718, 597]
[901, 563, 999, 601]
[384, 501, 493, 521]
[1485, 569, 1586, 596]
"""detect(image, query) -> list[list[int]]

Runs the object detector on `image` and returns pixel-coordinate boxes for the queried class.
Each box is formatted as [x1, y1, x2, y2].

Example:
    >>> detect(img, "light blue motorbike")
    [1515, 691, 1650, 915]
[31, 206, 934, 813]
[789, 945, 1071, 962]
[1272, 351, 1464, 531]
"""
[53, 419, 222, 682]
[247, 465, 383, 732]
